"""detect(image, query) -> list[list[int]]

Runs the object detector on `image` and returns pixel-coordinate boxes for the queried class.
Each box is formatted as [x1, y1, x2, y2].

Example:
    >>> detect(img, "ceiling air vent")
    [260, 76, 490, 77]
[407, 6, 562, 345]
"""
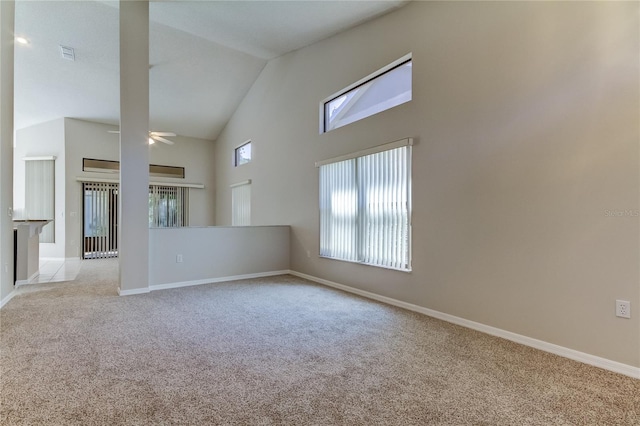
[59, 45, 75, 61]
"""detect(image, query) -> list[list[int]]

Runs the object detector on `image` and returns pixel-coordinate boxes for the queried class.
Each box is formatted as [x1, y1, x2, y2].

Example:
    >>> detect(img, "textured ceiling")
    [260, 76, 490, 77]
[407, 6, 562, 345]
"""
[14, 0, 408, 141]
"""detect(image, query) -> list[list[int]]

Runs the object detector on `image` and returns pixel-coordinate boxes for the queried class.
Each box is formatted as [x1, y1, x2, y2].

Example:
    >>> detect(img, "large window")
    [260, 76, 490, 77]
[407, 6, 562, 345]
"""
[317, 139, 412, 271]
[149, 185, 189, 228]
[231, 180, 251, 226]
[321, 54, 412, 133]
[25, 158, 55, 243]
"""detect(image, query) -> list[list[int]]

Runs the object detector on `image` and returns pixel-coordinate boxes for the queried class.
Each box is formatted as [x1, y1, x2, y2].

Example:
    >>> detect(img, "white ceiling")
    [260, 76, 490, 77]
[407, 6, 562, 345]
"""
[14, 0, 408, 141]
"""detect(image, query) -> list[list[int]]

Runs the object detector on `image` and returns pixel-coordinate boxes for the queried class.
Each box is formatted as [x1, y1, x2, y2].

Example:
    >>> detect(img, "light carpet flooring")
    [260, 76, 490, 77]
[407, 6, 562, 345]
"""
[1, 259, 638, 425]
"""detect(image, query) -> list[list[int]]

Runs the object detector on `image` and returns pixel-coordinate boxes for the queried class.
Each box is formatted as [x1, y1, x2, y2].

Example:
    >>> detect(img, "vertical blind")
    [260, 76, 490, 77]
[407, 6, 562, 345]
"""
[320, 161, 358, 262]
[149, 185, 189, 228]
[231, 181, 251, 226]
[25, 159, 55, 243]
[83, 182, 118, 259]
[82, 183, 189, 259]
[319, 143, 411, 271]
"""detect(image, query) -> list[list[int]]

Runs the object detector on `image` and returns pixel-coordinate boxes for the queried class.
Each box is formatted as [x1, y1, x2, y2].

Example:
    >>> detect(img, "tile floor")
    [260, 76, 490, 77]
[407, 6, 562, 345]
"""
[29, 259, 83, 284]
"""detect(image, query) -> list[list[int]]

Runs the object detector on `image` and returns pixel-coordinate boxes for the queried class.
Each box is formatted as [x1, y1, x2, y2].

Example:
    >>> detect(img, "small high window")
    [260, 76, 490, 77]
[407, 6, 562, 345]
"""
[235, 141, 252, 166]
[321, 54, 412, 133]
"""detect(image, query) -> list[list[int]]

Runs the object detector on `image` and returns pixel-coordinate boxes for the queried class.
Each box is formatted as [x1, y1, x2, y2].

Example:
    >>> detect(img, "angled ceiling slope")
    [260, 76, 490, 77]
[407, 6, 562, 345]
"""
[14, 0, 409, 141]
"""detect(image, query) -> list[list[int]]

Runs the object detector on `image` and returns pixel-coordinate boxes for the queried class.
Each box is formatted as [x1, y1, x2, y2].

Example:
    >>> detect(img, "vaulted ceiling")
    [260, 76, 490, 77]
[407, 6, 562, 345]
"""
[14, 0, 409, 141]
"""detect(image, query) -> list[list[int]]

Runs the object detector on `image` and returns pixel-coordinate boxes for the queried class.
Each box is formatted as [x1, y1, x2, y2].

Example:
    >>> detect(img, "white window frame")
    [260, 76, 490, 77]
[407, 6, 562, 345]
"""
[234, 140, 252, 167]
[320, 53, 412, 134]
[316, 138, 412, 272]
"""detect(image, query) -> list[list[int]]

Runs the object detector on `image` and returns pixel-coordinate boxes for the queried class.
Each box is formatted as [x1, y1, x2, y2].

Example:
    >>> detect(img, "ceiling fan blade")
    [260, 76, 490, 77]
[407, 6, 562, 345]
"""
[153, 136, 174, 145]
[109, 131, 176, 146]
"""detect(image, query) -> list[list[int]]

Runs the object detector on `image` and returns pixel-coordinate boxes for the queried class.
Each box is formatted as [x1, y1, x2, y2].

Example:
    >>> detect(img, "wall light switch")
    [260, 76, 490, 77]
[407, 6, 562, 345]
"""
[176, 254, 183, 263]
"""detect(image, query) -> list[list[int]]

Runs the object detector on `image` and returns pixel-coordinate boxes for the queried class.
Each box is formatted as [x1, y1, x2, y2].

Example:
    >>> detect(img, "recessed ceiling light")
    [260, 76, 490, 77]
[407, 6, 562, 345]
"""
[15, 36, 29, 45]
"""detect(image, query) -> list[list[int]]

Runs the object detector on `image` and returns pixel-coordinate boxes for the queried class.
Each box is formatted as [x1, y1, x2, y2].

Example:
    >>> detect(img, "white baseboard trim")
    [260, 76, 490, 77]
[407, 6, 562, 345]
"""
[118, 287, 150, 296]
[289, 270, 640, 380]
[149, 270, 291, 292]
[0, 289, 17, 309]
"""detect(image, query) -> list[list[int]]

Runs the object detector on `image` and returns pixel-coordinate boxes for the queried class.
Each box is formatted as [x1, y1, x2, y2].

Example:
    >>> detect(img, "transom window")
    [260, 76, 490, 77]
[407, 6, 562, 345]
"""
[317, 139, 412, 271]
[321, 54, 412, 133]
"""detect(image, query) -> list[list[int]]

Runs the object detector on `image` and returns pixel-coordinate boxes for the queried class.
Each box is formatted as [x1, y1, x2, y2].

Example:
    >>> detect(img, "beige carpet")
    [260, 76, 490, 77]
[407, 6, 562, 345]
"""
[1, 259, 638, 425]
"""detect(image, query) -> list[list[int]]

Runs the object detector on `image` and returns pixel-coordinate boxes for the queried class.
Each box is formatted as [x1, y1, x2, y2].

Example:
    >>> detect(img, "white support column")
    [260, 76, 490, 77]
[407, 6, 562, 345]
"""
[118, 0, 149, 295]
[0, 0, 15, 307]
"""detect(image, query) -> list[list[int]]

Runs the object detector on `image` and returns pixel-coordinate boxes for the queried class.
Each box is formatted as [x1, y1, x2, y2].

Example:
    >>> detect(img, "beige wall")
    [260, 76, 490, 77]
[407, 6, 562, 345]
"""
[149, 226, 289, 287]
[214, 2, 639, 367]
[14, 118, 216, 259]
[64, 118, 121, 259]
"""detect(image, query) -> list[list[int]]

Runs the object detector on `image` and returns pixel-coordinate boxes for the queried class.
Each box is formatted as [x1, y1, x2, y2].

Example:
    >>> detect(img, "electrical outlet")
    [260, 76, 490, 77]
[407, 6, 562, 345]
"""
[616, 300, 631, 318]
[176, 254, 183, 263]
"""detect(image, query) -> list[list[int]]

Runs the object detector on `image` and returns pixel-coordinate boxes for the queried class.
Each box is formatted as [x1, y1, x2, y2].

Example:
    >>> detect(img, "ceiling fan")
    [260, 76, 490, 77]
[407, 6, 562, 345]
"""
[108, 130, 176, 145]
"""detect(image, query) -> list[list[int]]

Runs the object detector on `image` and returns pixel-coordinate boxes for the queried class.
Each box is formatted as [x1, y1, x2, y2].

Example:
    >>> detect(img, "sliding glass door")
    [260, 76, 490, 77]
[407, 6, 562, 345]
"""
[83, 182, 119, 259]
[82, 182, 189, 259]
